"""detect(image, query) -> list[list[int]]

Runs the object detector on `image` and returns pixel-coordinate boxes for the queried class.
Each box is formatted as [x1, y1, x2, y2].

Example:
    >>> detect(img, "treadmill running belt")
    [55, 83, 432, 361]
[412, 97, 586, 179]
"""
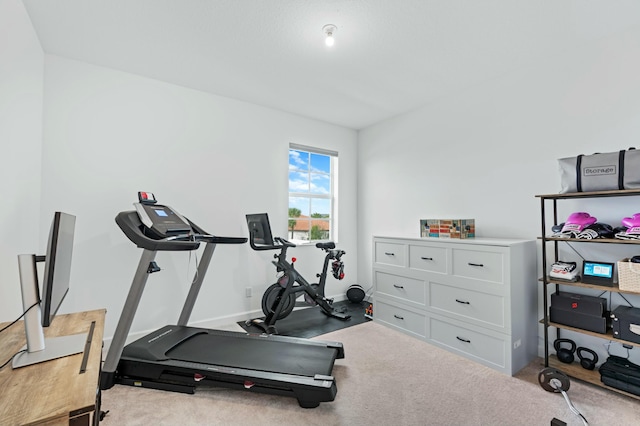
[166, 333, 337, 376]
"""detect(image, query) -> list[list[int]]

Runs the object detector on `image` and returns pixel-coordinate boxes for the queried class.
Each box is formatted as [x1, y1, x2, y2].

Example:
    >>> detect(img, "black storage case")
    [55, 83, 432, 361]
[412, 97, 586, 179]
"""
[549, 291, 609, 333]
[550, 291, 607, 316]
[611, 305, 640, 344]
[599, 355, 640, 397]
[549, 306, 609, 334]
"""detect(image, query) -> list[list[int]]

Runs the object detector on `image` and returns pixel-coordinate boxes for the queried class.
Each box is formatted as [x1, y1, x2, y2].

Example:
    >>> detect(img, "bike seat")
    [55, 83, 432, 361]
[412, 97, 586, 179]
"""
[315, 242, 336, 250]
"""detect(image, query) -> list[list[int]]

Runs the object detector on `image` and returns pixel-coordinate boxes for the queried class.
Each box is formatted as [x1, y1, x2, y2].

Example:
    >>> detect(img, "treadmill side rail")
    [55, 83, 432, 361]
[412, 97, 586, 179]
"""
[313, 374, 335, 381]
[115, 356, 339, 408]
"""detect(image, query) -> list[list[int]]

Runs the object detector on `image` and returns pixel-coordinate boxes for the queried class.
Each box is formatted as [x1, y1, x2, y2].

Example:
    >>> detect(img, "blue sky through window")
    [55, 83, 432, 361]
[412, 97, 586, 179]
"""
[289, 150, 330, 196]
[289, 149, 331, 218]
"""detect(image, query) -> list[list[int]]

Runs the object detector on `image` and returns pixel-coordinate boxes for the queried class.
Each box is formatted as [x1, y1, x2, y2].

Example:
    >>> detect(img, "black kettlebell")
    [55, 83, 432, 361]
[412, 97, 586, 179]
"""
[576, 346, 599, 370]
[554, 338, 576, 364]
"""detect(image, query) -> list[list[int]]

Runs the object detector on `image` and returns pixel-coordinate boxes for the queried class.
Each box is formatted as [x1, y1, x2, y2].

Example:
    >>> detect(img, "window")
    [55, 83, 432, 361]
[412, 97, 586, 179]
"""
[288, 144, 337, 243]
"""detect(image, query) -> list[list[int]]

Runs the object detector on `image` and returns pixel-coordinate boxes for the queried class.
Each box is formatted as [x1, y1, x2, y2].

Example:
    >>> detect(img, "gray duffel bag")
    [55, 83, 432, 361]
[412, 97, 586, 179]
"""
[558, 148, 640, 193]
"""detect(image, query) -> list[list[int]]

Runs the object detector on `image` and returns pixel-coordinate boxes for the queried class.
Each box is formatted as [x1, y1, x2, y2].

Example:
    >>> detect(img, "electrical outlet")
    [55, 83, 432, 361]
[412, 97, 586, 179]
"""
[513, 339, 521, 349]
[245, 287, 252, 298]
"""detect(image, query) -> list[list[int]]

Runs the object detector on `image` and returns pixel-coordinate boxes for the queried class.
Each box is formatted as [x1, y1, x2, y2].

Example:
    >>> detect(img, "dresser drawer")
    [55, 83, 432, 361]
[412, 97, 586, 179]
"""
[429, 317, 506, 369]
[375, 300, 426, 338]
[375, 271, 426, 306]
[409, 244, 448, 274]
[374, 241, 406, 267]
[452, 248, 504, 283]
[429, 282, 505, 328]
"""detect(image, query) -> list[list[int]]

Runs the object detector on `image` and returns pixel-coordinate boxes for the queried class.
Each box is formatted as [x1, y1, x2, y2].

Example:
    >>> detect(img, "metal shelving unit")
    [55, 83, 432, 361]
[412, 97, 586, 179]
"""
[536, 189, 640, 400]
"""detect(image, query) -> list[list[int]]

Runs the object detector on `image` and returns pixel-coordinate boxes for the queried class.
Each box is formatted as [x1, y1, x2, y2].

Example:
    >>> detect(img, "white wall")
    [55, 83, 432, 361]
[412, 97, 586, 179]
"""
[358, 24, 640, 364]
[37, 55, 358, 341]
[0, 0, 44, 320]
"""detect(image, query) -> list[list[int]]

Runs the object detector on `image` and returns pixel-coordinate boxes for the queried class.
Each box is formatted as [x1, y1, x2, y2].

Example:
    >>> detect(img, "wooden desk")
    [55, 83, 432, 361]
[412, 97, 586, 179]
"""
[0, 309, 105, 426]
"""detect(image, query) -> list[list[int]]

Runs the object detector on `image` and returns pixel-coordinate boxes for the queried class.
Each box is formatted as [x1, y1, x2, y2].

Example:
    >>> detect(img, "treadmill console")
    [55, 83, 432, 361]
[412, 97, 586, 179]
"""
[134, 192, 192, 239]
[114, 192, 247, 252]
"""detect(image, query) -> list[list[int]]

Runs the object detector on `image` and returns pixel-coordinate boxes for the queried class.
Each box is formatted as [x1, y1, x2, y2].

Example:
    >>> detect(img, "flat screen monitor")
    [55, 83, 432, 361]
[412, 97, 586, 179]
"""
[12, 211, 86, 369]
[41, 211, 76, 327]
[246, 213, 275, 246]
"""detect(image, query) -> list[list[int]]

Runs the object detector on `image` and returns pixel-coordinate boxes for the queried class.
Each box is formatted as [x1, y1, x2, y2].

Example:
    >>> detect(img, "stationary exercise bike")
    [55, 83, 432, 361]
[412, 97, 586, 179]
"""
[246, 213, 351, 334]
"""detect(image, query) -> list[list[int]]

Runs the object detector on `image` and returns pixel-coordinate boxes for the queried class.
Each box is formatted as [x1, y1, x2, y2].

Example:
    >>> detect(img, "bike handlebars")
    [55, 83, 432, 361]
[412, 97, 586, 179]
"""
[249, 234, 297, 251]
[248, 232, 345, 259]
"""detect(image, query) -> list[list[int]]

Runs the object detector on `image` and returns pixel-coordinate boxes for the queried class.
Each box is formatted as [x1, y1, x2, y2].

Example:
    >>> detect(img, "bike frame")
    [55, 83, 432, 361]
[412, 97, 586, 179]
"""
[264, 238, 345, 327]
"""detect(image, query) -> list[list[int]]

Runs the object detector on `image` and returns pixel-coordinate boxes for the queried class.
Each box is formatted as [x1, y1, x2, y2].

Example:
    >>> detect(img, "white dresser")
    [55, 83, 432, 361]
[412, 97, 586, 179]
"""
[373, 236, 537, 375]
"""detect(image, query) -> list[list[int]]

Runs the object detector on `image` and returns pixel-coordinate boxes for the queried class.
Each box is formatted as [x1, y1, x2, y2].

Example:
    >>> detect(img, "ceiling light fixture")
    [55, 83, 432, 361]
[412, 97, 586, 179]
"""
[323, 24, 337, 47]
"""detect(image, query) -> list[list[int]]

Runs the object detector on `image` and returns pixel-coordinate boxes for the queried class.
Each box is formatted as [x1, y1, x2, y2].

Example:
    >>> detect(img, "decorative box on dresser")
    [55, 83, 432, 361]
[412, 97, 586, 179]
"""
[373, 236, 537, 375]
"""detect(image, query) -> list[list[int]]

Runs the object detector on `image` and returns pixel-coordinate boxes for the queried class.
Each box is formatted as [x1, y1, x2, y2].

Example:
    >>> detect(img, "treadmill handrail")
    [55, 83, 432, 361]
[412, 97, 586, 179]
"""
[200, 235, 247, 244]
[163, 233, 247, 245]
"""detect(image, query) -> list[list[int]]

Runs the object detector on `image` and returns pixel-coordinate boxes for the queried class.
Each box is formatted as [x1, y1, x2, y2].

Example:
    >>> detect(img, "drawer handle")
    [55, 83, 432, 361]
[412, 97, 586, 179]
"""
[393, 284, 405, 289]
[385, 252, 395, 256]
[421, 256, 433, 261]
[468, 262, 484, 267]
[393, 314, 405, 320]
[456, 336, 471, 343]
[455, 299, 470, 305]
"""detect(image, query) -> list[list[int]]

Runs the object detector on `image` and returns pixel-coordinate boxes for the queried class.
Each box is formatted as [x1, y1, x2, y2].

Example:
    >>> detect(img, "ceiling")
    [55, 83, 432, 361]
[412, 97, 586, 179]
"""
[21, 0, 640, 130]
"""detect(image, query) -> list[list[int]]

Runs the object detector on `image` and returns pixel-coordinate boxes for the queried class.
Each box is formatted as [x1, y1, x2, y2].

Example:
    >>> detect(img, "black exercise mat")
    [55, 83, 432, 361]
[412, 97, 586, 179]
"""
[238, 300, 371, 338]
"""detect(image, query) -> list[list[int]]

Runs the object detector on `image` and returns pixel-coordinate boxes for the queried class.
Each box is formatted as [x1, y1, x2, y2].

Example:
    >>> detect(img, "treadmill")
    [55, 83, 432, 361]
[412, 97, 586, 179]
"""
[100, 193, 345, 408]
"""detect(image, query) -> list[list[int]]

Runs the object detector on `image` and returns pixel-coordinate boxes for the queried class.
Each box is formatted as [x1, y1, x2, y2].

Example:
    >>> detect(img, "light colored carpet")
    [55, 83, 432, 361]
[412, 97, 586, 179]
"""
[100, 321, 640, 425]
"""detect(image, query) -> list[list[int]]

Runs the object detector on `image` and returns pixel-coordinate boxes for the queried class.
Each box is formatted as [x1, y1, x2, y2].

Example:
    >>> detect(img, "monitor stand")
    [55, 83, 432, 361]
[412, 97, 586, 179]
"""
[12, 334, 87, 368]
[12, 254, 86, 369]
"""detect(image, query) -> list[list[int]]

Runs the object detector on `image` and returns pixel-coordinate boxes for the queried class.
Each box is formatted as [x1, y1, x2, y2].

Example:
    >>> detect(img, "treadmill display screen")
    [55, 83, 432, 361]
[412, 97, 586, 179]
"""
[154, 209, 168, 217]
